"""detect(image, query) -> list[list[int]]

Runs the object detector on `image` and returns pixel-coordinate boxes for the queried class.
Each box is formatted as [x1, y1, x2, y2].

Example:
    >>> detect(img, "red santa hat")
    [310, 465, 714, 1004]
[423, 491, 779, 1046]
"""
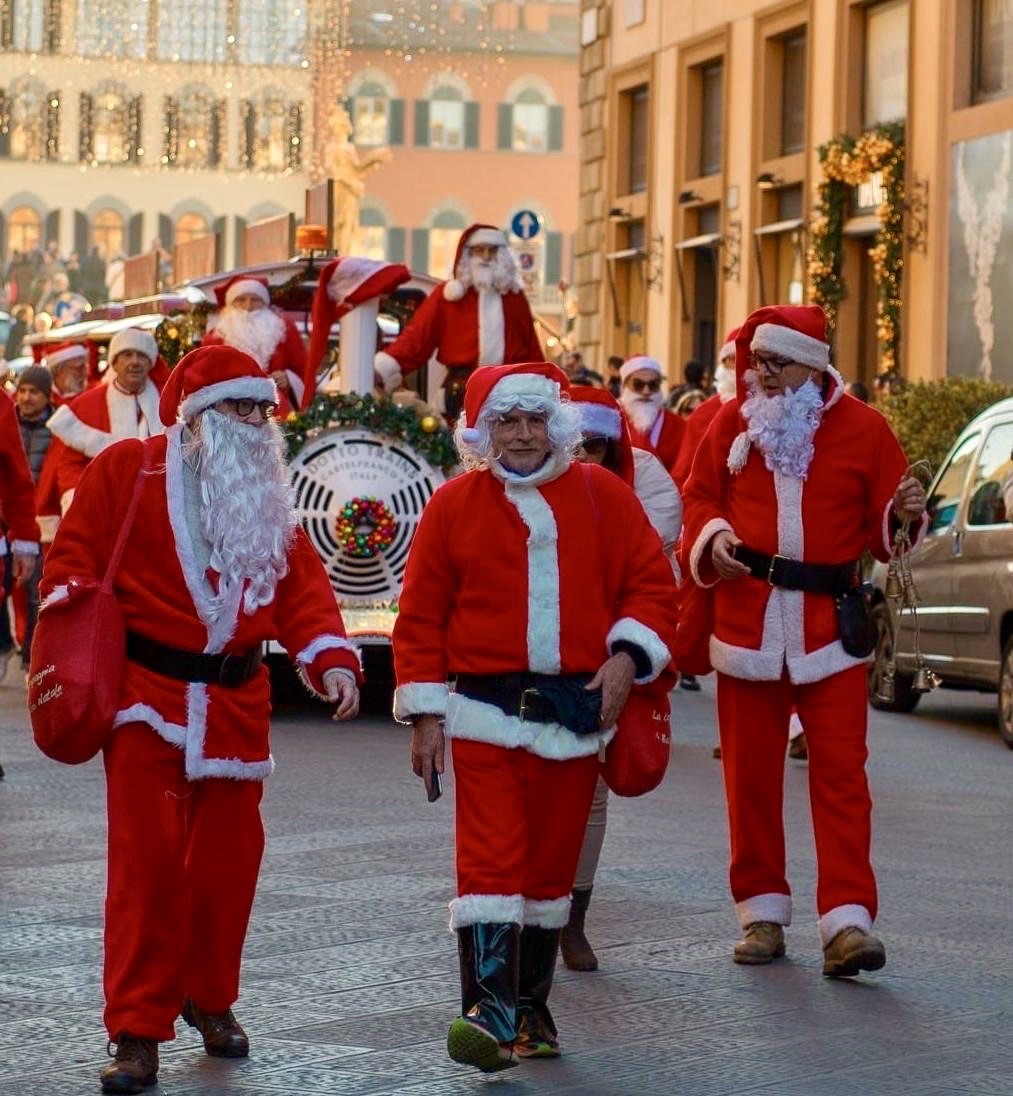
[213, 275, 272, 309]
[45, 342, 89, 369]
[568, 384, 635, 485]
[158, 344, 278, 426]
[443, 223, 508, 302]
[458, 361, 568, 444]
[306, 257, 411, 373]
[619, 355, 664, 383]
[718, 326, 740, 364]
[108, 327, 157, 364]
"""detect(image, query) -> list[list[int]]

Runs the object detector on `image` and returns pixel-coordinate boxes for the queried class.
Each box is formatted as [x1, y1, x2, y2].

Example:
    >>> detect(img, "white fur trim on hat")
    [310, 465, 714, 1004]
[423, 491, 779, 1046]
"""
[179, 375, 279, 421]
[751, 323, 829, 370]
[443, 279, 467, 302]
[620, 355, 664, 382]
[719, 340, 736, 363]
[728, 431, 751, 474]
[224, 278, 271, 307]
[482, 372, 561, 418]
[466, 228, 507, 249]
[576, 402, 622, 439]
[46, 344, 88, 368]
[108, 328, 157, 364]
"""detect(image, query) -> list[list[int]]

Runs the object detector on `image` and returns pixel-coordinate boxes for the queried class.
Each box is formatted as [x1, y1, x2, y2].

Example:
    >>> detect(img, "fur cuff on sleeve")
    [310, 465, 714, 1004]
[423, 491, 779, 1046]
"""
[374, 351, 403, 392]
[690, 518, 733, 587]
[607, 617, 671, 683]
[393, 681, 449, 723]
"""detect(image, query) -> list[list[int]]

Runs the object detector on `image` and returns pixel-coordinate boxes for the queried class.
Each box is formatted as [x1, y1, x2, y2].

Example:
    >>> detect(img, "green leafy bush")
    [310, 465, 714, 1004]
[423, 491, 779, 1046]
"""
[880, 377, 1013, 473]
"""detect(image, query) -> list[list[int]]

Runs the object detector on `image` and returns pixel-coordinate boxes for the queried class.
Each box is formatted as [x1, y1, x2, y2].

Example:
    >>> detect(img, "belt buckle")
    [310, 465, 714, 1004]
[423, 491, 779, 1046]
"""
[218, 652, 245, 688]
[519, 687, 540, 721]
[767, 554, 787, 585]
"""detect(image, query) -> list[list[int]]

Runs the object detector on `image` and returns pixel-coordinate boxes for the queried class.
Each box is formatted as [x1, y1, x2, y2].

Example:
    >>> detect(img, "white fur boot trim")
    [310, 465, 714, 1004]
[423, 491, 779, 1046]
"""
[735, 892, 792, 929]
[449, 893, 525, 930]
[523, 896, 570, 928]
[818, 903, 873, 948]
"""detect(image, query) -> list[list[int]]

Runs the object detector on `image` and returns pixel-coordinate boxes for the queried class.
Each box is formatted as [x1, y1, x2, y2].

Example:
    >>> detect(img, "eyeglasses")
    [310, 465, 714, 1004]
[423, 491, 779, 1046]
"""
[220, 398, 278, 418]
[580, 436, 609, 456]
[629, 377, 662, 393]
[749, 352, 796, 375]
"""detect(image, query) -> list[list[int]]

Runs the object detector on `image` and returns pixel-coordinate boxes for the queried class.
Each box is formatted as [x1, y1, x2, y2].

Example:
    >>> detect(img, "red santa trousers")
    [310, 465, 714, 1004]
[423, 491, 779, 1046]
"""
[716, 665, 878, 941]
[103, 723, 264, 1041]
[451, 739, 599, 922]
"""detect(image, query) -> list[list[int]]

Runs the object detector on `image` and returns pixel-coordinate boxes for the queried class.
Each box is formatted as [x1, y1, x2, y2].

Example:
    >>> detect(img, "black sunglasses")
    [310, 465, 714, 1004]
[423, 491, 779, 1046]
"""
[581, 436, 609, 456]
[629, 377, 661, 393]
[221, 398, 278, 418]
[749, 352, 795, 375]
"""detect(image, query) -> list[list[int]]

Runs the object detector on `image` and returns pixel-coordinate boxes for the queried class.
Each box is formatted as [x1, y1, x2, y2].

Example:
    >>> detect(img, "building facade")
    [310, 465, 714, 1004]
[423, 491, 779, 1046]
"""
[576, 0, 1012, 386]
[0, 0, 578, 320]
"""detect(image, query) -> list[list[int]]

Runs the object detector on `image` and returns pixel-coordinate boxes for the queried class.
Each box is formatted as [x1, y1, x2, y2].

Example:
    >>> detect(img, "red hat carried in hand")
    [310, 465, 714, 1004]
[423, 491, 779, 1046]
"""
[443, 223, 514, 301]
[306, 257, 411, 373]
[568, 384, 635, 485]
[158, 344, 278, 426]
[458, 361, 569, 444]
[213, 275, 271, 309]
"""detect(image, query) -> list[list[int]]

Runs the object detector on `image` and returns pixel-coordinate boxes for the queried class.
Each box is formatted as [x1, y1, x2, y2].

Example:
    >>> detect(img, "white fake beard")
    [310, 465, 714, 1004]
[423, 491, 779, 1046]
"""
[186, 410, 297, 615]
[214, 307, 286, 368]
[457, 250, 520, 294]
[715, 363, 737, 402]
[620, 387, 664, 433]
[740, 374, 825, 479]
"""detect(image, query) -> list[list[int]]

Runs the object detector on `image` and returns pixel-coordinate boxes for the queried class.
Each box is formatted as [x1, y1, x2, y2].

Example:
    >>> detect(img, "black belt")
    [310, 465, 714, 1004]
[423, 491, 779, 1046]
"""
[734, 546, 858, 596]
[126, 631, 263, 688]
[454, 672, 595, 728]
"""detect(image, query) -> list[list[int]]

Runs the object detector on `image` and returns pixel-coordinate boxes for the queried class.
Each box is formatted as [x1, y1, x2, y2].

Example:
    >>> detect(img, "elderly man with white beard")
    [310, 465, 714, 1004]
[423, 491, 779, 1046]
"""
[40, 345, 362, 1095]
[373, 223, 543, 420]
[202, 275, 311, 417]
[682, 304, 927, 979]
[618, 355, 686, 479]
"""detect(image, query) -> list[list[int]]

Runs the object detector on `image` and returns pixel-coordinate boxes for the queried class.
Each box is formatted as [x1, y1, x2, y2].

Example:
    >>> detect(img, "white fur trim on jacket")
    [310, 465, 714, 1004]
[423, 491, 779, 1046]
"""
[294, 635, 361, 699]
[374, 350, 403, 391]
[393, 681, 450, 721]
[10, 539, 39, 555]
[48, 403, 113, 459]
[818, 903, 873, 947]
[478, 287, 505, 365]
[449, 892, 524, 929]
[41, 584, 70, 608]
[108, 379, 161, 443]
[524, 896, 571, 928]
[690, 517, 733, 587]
[735, 892, 792, 929]
[751, 323, 830, 369]
[179, 376, 278, 422]
[445, 693, 615, 761]
[607, 617, 670, 683]
[576, 402, 623, 439]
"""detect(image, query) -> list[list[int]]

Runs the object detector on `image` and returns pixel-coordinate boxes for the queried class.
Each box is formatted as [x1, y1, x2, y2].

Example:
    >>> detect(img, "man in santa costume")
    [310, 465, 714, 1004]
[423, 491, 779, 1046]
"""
[394, 362, 677, 1072]
[44, 328, 164, 517]
[45, 342, 90, 404]
[41, 344, 363, 1095]
[202, 275, 311, 416]
[681, 304, 927, 977]
[672, 328, 738, 490]
[374, 224, 543, 419]
[619, 355, 685, 477]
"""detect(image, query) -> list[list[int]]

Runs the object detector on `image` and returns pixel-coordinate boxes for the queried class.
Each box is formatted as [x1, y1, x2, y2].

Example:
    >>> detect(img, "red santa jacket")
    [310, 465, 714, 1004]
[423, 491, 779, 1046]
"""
[41, 429, 362, 780]
[392, 457, 678, 761]
[375, 283, 543, 388]
[0, 393, 42, 547]
[626, 407, 685, 478]
[203, 314, 311, 415]
[43, 378, 163, 514]
[672, 393, 724, 489]
[682, 385, 925, 685]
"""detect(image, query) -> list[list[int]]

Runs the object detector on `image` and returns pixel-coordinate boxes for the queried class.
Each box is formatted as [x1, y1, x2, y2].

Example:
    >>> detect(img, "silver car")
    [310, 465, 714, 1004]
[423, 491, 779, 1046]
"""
[868, 396, 1013, 748]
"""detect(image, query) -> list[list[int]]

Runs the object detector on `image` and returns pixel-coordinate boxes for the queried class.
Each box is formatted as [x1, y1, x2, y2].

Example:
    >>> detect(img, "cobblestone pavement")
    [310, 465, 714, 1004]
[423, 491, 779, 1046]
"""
[1, 668, 1011, 1096]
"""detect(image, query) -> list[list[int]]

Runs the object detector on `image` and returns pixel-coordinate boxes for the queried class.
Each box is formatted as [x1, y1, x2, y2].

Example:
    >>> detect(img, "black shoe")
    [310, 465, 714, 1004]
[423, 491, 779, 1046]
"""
[516, 925, 563, 1058]
[560, 887, 598, 971]
[788, 732, 808, 761]
[100, 1033, 158, 1093]
[712, 744, 722, 759]
[680, 674, 701, 692]
[181, 998, 249, 1058]
[450, 922, 520, 1071]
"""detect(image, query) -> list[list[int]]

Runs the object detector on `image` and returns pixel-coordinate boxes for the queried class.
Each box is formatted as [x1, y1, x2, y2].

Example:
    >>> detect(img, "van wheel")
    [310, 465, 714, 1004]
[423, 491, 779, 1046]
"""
[868, 602, 920, 713]
[997, 638, 1013, 748]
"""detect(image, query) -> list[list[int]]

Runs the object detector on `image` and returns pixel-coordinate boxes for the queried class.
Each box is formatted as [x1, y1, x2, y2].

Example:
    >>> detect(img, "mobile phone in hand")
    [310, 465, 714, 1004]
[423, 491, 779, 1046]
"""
[426, 770, 443, 802]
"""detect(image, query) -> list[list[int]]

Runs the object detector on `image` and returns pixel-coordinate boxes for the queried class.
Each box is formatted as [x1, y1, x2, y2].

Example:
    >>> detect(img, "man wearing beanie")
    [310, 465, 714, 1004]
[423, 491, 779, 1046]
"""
[40, 344, 363, 1094]
[45, 328, 163, 513]
[618, 355, 685, 477]
[682, 304, 927, 977]
[394, 362, 677, 1073]
[373, 224, 544, 419]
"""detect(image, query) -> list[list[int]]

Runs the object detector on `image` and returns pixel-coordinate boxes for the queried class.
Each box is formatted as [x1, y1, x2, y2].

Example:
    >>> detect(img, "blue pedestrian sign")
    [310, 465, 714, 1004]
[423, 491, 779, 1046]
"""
[511, 210, 541, 241]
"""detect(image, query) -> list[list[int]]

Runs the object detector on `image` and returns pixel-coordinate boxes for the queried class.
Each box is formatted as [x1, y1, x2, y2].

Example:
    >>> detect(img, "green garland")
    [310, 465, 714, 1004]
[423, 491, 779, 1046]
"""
[808, 121, 905, 375]
[284, 392, 458, 470]
[154, 304, 211, 366]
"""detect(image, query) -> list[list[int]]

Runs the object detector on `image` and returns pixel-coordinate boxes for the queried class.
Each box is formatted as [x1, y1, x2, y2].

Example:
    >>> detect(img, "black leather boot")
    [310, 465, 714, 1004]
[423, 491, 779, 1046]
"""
[446, 922, 519, 1073]
[560, 886, 599, 971]
[515, 925, 562, 1058]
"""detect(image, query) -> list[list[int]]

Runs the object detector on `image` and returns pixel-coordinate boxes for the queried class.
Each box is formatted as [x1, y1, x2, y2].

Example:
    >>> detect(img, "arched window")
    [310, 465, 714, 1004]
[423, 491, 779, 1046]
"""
[76, 0, 148, 57]
[352, 81, 389, 146]
[355, 207, 387, 262]
[8, 206, 43, 256]
[175, 211, 208, 245]
[92, 209, 125, 260]
[92, 84, 131, 164]
[178, 85, 213, 169]
[240, 0, 306, 65]
[429, 210, 466, 279]
[157, 0, 228, 63]
[429, 86, 465, 149]
[253, 88, 289, 171]
[9, 78, 47, 161]
[512, 87, 549, 152]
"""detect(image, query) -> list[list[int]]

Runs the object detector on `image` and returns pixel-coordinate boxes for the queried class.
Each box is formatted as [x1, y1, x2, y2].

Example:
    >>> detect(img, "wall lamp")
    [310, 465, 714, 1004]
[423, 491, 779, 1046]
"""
[608, 206, 632, 222]
[678, 190, 703, 205]
[756, 171, 784, 190]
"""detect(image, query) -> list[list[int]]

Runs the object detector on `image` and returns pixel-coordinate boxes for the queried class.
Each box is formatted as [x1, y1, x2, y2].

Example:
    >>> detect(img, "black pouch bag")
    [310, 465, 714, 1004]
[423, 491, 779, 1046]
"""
[527, 675, 603, 736]
[835, 582, 877, 658]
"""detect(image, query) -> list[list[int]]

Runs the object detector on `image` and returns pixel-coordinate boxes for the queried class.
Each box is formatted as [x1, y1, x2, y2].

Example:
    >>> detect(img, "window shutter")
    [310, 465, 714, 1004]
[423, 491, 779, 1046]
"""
[411, 227, 429, 271]
[209, 99, 226, 167]
[127, 95, 142, 163]
[233, 215, 246, 266]
[388, 98, 404, 145]
[212, 216, 226, 267]
[79, 93, 94, 162]
[74, 210, 89, 256]
[157, 213, 172, 249]
[0, 90, 9, 158]
[387, 226, 406, 263]
[0, 4, 12, 49]
[0, 213, 5, 263]
[44, 0, 59, 52]
[548, 105, 563, 152]
[240, 99, 255, 169]
[286, 102, 302, 170]
[545, 231, 563, 287]
[163, 95, 179, 165]
[413, 100, 429, 146]
[128, 212, 143, 255]
[464, 101, 479, 149]
[497, 103, 512, 150]
[45, 209, 60, 246]
[45, 90, 59, 160]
